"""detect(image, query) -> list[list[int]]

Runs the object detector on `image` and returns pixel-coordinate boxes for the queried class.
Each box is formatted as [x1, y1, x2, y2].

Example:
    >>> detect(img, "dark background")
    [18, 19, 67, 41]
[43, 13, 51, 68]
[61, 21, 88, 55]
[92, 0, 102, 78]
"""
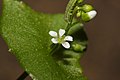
[0, 0, 120, 80]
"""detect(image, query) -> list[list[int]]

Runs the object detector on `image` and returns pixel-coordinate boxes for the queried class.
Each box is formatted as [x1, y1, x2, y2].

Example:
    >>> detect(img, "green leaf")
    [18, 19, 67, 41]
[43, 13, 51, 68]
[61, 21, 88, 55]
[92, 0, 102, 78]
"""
[0, 0, 88, 80]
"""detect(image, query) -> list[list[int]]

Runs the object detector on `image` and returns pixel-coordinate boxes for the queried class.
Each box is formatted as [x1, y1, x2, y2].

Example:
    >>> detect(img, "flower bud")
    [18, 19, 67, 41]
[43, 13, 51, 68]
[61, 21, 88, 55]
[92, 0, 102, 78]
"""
[87, 10, 97, 19]
[81, 10, 97, 22]
[78, 0, 84, 3]
[72, 44, 85, 52]
[76, 11, 81, 17]
[82, 4, 93, 12]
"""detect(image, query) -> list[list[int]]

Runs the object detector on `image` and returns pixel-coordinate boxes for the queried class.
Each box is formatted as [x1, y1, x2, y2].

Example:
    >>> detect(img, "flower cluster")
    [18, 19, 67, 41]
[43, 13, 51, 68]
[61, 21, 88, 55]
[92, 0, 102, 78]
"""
[76, 4, 97, 22]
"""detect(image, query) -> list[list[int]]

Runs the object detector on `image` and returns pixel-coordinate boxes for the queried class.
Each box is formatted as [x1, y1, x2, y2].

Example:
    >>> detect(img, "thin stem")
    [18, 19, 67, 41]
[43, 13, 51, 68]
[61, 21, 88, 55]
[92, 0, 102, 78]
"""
[71, 21, 80, 26]
[17, 71, 29, 80]
[65, 16, 73, 35]
[50, 44, 58, 55]
[65, 23, 72, 35]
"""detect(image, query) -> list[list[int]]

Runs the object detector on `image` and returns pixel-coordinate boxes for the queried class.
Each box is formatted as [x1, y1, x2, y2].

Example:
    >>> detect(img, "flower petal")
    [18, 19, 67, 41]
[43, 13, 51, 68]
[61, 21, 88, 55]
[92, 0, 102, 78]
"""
[49, 31, 57, 37]
[59, 29, 65, 37]
[87, 10, 97, 19]
[62, 42, 70, 49]
[64, 36, 73, 41]
[51, 38, 58, 44]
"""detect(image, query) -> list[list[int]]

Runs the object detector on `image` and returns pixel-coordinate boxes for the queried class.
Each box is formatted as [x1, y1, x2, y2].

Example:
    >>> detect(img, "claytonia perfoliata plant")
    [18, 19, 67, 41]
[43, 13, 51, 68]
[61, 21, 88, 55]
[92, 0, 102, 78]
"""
[0, 0, 98, 80]
[49, 29, 73, 49]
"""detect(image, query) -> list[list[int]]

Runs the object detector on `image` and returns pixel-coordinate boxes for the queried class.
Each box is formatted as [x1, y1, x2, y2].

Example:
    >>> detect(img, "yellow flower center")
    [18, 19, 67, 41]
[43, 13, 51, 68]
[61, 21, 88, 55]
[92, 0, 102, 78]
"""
[58, 35, 65, 44]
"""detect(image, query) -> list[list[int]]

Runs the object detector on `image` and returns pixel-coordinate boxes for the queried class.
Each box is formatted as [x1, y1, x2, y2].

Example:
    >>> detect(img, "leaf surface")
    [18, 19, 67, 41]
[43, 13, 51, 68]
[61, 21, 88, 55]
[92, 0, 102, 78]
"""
[0, 0, 87, 80]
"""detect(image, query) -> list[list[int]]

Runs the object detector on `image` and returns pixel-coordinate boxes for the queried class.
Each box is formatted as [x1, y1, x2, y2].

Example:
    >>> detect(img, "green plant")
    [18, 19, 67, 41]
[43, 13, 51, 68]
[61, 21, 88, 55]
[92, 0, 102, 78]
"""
[0, 0, 97, 80]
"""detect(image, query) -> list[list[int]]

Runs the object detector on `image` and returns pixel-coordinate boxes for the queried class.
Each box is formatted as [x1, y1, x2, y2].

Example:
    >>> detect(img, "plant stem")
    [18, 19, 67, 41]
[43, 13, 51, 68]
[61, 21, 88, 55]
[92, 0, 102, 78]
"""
[65, 23, 72, 35]
[65, 11, 75, 35]
[17, 71, 28, 80]
[50, 44, 60, 55]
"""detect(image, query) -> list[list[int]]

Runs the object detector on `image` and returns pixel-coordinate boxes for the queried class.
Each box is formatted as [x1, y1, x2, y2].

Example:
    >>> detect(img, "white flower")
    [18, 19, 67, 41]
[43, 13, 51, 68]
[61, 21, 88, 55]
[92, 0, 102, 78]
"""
[49, 29, 73, 49]
[87, 10, 97, 19]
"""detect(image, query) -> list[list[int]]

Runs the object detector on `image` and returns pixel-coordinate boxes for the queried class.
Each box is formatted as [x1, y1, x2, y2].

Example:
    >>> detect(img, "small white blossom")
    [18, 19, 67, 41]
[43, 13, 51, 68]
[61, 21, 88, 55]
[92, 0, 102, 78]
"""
[49, 29, 73, 49]
[87, 10, 97, 19]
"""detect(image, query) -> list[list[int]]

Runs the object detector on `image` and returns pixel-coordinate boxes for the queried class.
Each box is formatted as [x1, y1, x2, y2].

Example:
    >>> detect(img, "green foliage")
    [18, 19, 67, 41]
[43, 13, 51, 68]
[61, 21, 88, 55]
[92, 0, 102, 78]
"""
[0, 0, 88, 80]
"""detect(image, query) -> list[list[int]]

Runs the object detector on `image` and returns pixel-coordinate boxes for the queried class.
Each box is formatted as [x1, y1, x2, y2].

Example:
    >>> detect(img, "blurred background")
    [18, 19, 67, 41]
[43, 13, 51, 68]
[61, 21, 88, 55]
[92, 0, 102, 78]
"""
[0, 0, 120, 80]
